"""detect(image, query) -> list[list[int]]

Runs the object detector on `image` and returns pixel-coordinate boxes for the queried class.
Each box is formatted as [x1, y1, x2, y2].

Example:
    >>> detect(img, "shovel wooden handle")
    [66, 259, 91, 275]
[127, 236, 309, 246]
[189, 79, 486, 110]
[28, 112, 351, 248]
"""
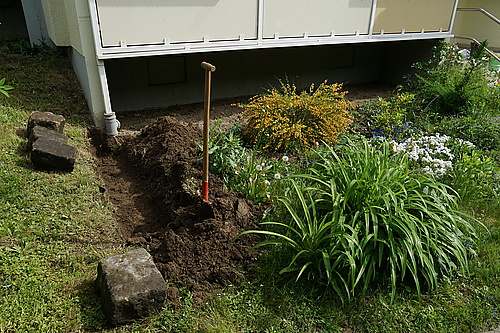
[201, 62, 216, 72]
[201, 62, 215, 201]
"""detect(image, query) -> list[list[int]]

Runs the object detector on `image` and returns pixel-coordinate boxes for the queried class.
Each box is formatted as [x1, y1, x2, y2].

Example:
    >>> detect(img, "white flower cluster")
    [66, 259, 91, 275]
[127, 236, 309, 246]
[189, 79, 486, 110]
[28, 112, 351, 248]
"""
[391, 133, 473, 178]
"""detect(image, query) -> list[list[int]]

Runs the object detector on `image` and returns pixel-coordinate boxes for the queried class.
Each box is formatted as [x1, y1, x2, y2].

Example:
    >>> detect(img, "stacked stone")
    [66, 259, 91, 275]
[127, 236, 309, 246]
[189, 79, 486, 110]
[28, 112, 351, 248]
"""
[27, 111, 76, 172]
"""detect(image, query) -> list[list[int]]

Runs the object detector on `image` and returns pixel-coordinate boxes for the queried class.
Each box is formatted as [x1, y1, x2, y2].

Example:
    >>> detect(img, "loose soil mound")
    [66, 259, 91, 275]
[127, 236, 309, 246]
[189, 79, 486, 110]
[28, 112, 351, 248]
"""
[92, 116, 263, 304]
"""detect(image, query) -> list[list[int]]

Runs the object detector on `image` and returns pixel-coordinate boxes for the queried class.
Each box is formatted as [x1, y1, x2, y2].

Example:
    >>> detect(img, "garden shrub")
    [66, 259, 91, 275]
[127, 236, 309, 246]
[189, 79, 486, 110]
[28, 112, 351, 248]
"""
[407, 41, 500, 117]
[389, 133, 499, 209]
[203, 121, 247, 182]
[203, 122, 295, 204]
[238, 139, 481, 303]
[240, 79, 353, 151]
[353, 92, 416, 140]
[446, 149, 499, 207]
[373, 92, 414, 137]
[436, 113, 500, 152]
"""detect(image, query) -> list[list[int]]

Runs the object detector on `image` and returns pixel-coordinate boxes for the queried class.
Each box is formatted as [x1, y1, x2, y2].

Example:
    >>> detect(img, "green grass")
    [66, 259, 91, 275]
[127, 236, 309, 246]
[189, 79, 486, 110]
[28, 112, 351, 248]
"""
[0, 45, 499, 332]
[0, 47, 124, 331]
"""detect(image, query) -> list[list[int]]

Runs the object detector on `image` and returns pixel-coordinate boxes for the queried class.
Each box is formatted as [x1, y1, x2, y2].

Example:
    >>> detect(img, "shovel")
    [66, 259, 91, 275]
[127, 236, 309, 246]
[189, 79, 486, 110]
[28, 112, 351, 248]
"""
[201, 61, 216, 202]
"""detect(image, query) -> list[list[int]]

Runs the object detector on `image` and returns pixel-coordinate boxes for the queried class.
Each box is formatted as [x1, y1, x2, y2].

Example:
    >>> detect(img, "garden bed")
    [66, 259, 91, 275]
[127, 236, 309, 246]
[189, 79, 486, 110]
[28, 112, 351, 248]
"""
[90, 83, 393, 304]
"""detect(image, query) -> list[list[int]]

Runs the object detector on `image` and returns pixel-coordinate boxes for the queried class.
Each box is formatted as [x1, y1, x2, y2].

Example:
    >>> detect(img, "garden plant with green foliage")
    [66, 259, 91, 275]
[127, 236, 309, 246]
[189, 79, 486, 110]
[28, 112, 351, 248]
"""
[238, 140, 481, 303]
[408, 41, 500, 118]
[240, 79, 353, 151]
[204, 121, 297, 204]
[0, 77, 13, 97]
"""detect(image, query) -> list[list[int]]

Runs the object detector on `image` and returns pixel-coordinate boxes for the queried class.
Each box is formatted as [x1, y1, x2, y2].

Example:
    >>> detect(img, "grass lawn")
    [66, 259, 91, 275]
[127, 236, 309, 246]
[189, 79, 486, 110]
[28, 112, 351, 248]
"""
[1, 46, 499, 332]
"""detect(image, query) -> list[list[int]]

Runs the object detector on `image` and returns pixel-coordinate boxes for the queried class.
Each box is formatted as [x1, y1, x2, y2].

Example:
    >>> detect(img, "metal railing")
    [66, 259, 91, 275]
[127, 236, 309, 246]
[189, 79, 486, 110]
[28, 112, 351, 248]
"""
[453, 36, 500, 62]
[457, 7, 500, 26]
[455, 7, 500, 62]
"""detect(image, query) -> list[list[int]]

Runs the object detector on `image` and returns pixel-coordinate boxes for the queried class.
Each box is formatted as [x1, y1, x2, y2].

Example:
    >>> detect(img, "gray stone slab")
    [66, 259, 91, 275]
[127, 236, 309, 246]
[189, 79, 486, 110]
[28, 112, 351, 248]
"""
[94, 248, 167, 326]
[28, 125, 68, 145]
[31, 137, 76, 172]
[27, 111, 65, 137]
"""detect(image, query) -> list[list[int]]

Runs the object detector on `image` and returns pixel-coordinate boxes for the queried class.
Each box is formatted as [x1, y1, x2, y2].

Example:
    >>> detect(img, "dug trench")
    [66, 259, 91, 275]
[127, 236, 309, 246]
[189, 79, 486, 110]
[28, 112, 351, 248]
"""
[89, 84, 393, 307]
[91, 117, 264, 307]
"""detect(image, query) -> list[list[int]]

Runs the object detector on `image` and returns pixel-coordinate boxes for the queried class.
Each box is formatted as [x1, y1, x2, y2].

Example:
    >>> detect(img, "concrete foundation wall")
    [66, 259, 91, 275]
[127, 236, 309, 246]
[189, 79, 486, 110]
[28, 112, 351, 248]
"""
[105, 39, 438, 112]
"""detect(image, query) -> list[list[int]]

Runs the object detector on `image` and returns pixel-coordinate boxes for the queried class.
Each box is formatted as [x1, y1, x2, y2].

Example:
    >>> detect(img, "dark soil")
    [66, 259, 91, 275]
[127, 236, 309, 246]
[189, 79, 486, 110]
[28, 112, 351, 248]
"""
[90, 83, 394, 305]
[91, 116, 264, 305]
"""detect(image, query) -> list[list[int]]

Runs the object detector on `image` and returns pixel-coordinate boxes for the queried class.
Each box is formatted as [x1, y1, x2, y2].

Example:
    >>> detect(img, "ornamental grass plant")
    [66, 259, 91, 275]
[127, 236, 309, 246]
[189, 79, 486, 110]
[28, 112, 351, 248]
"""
[239, 139, 482, 303]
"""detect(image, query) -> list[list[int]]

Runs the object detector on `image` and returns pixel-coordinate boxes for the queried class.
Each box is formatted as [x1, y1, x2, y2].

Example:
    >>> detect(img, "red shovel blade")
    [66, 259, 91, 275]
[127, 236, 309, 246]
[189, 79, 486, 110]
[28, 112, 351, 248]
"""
[202, 180, 209, 202]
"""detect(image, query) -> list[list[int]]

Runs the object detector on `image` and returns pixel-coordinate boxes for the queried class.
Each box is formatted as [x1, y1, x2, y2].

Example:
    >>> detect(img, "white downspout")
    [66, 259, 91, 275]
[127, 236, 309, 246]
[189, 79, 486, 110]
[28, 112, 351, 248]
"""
[87, 0, 120, 136]
[97, 60, 120, 136]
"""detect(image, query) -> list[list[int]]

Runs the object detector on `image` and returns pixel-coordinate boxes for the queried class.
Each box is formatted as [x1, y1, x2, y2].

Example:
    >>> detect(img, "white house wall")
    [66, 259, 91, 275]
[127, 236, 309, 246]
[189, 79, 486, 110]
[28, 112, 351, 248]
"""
[453, 0, 500, 50]
[95, 0, 259, 47]
[55, 0, 108, 128]
[374, 0, 456, 33]
[262, 0, 372, 37]
[40, 0, 71, 45]
[35, 0, 460, 130]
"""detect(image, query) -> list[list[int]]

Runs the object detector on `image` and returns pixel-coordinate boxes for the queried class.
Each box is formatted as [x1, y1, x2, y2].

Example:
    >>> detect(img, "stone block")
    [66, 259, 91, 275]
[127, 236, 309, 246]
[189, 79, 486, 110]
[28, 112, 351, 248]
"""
[27, 111, 66, 137]
[31, 137, 76, 172]
[28, 125, 68, 146]
[94, 248, 167, 326]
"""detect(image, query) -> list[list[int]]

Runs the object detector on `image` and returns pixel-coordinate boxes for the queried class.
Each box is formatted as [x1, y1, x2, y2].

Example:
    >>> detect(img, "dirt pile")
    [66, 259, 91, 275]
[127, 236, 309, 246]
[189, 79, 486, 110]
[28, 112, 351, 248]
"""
[92, 116, 263, 303]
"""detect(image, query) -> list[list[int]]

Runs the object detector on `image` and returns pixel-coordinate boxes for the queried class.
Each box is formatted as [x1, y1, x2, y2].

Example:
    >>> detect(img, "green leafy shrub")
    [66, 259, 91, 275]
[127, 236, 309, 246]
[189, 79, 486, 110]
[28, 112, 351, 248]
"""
[407, 41, 500, 117]
[389, 132, 499, 210]
[373, 92, 415, 137]
[203, 121, 247, 182]
[203, 122, 295, 204]
[240, 80, 353, 151]
[350, 92, 418, 140]
[436, 113, 500, 152]
[0, 78, 13, 97]
[229, 152, 293, 204]
[444, 144, 499, 208]
[238, 140, 480, 303]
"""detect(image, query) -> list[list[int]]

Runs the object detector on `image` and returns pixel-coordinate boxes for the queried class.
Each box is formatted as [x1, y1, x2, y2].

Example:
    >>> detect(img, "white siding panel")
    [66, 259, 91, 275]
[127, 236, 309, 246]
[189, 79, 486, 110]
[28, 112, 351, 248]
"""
[96, 0, 258, 47]
[374, 0, 456, 33]
[263, 0, 372, 37]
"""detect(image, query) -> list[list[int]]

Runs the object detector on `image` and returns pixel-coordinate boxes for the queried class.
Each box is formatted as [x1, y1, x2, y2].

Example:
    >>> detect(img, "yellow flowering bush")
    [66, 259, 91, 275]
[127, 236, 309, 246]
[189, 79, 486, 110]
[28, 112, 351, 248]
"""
[240, 80, 354, 151]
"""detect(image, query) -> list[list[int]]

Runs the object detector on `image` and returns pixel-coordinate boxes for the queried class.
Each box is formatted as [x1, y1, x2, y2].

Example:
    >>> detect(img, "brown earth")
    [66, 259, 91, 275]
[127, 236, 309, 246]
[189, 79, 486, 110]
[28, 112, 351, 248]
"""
[90, 83, 394, 306]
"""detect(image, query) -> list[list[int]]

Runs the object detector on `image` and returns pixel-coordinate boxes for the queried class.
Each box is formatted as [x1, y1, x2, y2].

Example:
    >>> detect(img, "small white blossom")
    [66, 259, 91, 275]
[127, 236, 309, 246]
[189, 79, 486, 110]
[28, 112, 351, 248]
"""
[390, 133, 458, 177]
[274, 173, 281, 180]
[282, 155, 289, 162]
[256, 165, 263, 171]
